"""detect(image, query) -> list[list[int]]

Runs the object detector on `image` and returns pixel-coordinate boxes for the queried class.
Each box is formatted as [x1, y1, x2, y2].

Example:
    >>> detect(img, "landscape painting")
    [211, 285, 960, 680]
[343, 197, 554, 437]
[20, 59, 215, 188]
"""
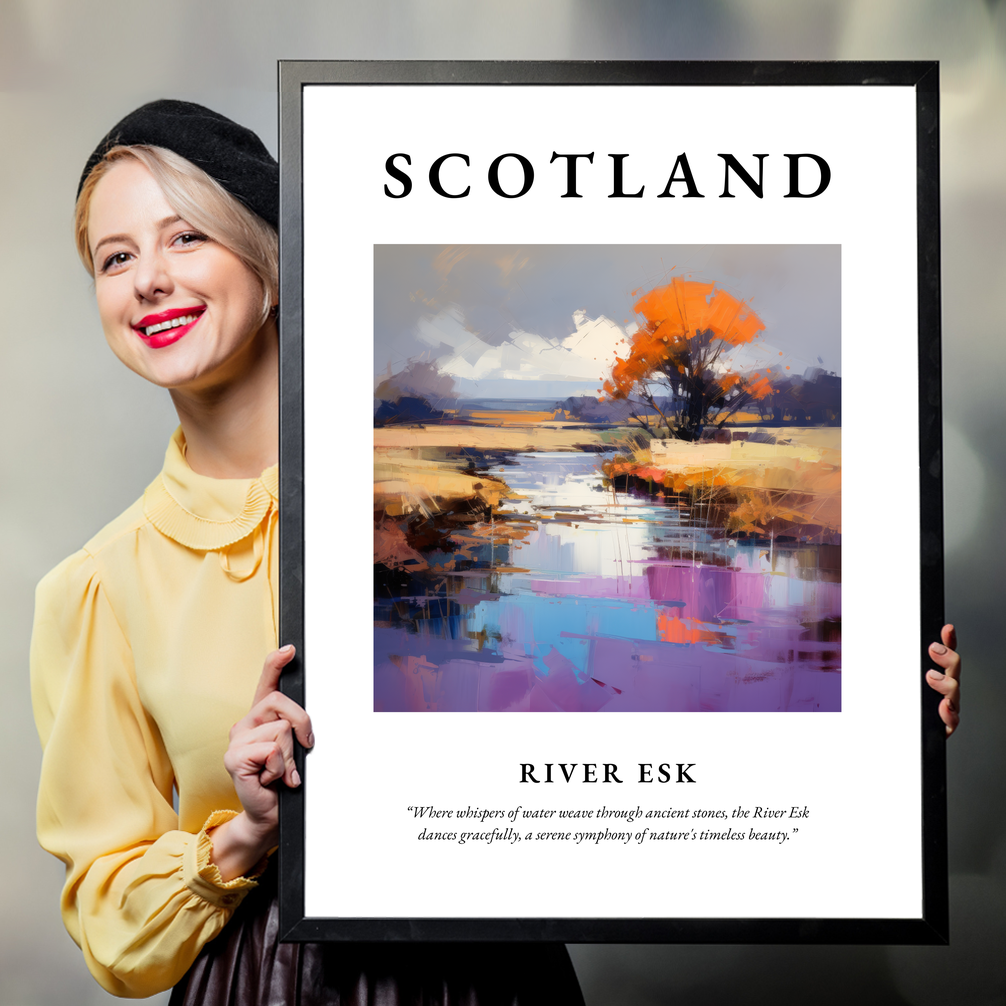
[373, 245, 841, 713]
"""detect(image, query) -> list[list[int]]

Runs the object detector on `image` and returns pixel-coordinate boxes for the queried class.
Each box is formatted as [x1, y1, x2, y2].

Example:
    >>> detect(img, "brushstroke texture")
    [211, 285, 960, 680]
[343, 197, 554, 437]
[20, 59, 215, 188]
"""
[373, 246, 840, 712]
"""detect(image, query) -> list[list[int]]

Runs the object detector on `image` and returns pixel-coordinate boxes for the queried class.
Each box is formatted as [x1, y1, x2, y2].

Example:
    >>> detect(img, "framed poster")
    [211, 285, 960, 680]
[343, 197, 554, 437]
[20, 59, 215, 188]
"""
[277, 61, 946, 943]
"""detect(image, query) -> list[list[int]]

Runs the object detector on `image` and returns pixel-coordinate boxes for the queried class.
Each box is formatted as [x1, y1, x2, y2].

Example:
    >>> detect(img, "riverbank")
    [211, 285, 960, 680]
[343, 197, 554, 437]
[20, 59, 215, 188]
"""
[374, 424, 640, 570]
[602, 427, 841, 540]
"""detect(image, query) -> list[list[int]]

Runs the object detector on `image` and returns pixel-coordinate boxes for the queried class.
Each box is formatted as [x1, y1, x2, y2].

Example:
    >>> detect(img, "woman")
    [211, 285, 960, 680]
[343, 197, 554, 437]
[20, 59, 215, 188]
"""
[31, 100, 586, 1003]
[33, 98, 963, 1003]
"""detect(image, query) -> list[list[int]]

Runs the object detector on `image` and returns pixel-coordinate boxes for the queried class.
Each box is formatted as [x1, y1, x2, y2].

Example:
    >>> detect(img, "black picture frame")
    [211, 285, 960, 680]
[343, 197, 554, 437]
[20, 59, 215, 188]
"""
[277, 60, 945, 944]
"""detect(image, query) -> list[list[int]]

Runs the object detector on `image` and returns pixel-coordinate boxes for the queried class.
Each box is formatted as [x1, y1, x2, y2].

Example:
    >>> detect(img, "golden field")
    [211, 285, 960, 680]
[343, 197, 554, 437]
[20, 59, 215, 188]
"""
[374, 420, 841, 553]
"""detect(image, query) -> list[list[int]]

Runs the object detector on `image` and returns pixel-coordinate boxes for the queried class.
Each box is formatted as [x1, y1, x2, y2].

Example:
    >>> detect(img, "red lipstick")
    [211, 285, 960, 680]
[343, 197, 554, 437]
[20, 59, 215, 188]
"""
[132, 306, 205, 349]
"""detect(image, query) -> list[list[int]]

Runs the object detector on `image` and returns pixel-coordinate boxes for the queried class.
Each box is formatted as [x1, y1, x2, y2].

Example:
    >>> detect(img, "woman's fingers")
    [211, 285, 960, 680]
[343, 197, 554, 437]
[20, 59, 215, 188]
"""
[927, 623, 961, 737]
[218, 647, 309, 847]
[230, 719, 302, 788]
[258, 742, 289, 788]
[255, 691, 313, 749]
[252, 644, 296, 706]
[232, 689, 314, 750]
[925, 682, 961, 736]
[224, 738, 287, 788]
[928, 626, 961, 684]
[223, 644, 312, 814]
[243, 644, 314, 749]
[925, 667, 959, 705]
[941, 623, 958, 654]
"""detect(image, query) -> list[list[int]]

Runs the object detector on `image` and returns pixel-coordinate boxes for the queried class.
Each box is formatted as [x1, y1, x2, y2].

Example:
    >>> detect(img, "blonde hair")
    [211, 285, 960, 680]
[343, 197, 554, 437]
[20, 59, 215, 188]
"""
[75, 145, 278, 323]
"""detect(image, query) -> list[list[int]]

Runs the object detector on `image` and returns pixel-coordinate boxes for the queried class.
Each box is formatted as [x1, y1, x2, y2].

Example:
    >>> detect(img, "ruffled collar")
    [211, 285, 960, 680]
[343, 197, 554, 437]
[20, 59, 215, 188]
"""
[143, 428, 278, 551]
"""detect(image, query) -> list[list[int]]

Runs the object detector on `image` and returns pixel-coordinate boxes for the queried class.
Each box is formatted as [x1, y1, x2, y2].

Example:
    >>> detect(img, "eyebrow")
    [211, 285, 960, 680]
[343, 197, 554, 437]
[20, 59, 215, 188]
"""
[91, 215, 185, 258]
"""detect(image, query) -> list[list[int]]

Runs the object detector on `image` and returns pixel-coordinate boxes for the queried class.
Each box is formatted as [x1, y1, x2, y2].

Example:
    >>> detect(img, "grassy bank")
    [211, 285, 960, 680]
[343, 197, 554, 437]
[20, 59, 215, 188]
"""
[373, 423, 841, 572]
[602, 427, 841, 540]
[374, 422, 636, 453]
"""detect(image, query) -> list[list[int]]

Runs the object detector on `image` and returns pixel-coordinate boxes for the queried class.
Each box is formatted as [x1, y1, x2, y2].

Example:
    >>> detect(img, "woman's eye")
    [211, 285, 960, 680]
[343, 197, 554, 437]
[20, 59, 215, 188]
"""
[101, 251, 132, 273]
[173, 231, 208, 248]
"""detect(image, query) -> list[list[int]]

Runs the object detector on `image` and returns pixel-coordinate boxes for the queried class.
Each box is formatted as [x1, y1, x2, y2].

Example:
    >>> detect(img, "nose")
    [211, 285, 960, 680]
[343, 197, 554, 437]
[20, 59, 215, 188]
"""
[133, 247, 173, 303]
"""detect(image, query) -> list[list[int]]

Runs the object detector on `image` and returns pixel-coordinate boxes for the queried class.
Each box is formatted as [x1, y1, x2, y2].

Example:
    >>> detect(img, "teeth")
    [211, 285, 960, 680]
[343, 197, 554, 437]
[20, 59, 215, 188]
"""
[142, 313, 199, 337]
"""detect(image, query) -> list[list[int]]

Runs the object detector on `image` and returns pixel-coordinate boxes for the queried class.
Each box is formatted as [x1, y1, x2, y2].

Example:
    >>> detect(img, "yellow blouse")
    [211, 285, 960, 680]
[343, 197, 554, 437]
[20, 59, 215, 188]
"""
[31, 429, 279, 998]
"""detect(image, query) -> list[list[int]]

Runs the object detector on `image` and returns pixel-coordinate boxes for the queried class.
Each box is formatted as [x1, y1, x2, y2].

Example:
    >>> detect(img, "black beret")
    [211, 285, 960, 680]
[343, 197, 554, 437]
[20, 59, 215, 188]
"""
[78, 99, 278, 228]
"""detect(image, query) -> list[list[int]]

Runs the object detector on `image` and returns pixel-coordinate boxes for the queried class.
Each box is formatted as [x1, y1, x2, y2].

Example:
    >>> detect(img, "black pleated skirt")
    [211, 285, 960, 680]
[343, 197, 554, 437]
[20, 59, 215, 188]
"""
[169, 869, 585, 1006]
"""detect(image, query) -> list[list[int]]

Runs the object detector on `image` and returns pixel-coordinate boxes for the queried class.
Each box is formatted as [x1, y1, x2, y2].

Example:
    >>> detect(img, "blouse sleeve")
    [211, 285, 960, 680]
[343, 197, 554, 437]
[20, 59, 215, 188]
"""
[31, 549, 262, 998]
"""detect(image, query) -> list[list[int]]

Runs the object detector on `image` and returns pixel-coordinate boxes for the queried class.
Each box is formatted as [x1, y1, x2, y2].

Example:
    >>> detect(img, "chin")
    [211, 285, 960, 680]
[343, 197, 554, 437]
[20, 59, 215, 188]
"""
[122, 354, 215, 391]
[110, 323, 270, 393]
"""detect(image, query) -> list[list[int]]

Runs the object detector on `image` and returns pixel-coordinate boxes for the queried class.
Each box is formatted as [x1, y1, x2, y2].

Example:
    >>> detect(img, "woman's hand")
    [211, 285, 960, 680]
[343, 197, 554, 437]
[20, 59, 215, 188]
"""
[926, 624, 961, 738]
[209, 645, 314, 881]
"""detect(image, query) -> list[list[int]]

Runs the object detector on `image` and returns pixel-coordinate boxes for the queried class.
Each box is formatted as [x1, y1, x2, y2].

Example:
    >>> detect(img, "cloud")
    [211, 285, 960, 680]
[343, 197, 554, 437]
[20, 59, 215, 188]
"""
[425, 307, 633, 385]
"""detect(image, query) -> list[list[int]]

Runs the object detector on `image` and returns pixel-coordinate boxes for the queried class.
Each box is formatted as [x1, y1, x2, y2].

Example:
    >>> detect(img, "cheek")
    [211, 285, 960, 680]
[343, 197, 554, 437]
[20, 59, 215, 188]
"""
[94, 286, 132, 345]
[195, 252, 266, 331]
[223, 268, 268, 333]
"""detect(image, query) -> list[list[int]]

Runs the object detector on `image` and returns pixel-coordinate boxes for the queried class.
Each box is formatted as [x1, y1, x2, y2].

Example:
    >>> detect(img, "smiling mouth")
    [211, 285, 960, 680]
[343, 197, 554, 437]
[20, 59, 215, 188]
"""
[134, 307, 206, 338]
[131, 307, 207, 349]
[142, 313, 199, 337]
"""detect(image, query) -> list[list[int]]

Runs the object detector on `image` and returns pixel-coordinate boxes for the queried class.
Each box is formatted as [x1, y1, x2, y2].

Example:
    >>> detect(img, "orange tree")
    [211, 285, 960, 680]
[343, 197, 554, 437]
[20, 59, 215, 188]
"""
[602, 277, 775, 441]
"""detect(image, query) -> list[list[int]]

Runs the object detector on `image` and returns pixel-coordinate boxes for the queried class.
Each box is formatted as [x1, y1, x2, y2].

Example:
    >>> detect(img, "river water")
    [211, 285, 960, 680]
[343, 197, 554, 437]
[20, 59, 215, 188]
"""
[374, 450, 841, 713]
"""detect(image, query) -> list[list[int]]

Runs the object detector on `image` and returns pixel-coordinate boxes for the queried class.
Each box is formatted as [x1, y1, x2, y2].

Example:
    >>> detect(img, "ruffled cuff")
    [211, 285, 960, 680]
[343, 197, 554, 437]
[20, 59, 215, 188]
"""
[182, 810, 269, 909]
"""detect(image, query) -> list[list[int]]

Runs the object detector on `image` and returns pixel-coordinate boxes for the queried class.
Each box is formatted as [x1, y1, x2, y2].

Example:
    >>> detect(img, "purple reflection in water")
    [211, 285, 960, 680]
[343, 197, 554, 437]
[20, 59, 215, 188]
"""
[375, 452, 840, 713]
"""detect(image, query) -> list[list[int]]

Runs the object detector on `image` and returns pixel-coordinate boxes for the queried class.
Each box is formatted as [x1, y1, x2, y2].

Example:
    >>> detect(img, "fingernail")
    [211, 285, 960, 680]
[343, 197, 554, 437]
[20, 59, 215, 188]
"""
[291, 768, 301, 787]
[280, 644, 295, 654]
[306, 732, 315, 748]
[931, 643, 947, 655]
[928, 670, 944, 680]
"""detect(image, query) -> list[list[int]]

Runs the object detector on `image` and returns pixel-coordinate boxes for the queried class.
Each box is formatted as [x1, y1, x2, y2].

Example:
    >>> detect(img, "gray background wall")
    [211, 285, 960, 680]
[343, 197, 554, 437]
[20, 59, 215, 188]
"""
[1, 2, 1002, 1003]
